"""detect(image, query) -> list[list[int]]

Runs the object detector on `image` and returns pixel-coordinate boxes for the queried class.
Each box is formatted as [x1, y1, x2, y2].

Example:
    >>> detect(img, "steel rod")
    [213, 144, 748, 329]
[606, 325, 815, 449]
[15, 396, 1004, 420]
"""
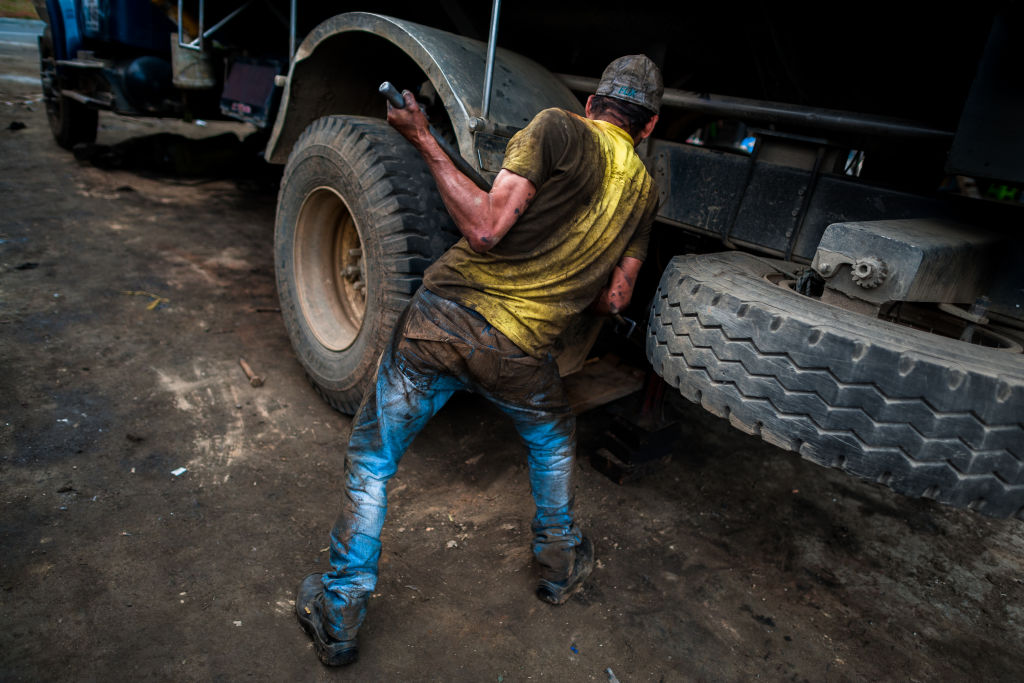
[481, 0, 501, 120]
[177, 0, 201, 51]
[198, 0, 205, 50]
[289, 0, 296, 59]
[201, 1, 251, 40]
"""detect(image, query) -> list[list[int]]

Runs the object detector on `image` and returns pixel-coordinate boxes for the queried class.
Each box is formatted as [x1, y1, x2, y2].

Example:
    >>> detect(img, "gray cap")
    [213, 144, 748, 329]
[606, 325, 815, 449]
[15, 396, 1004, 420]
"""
[595, 54, 664, 114]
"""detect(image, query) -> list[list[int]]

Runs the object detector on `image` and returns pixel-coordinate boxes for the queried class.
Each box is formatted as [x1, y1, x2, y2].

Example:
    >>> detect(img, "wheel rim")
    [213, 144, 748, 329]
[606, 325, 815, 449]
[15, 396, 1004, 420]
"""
[293, 187, 366, 352]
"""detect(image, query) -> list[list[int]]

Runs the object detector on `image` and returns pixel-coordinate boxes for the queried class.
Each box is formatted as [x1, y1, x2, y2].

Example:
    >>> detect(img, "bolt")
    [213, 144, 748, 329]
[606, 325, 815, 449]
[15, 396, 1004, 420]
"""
[468, 117, 486, 132]
[850, 257, 887, 288]
[238, 357, 264, 387]
[968, 296, 991, 318]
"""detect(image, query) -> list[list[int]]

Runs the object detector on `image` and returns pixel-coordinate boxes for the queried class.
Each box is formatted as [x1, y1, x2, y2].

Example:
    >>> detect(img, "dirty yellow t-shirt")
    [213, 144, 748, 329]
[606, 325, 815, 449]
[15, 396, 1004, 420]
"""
[423, 108, 658, 357]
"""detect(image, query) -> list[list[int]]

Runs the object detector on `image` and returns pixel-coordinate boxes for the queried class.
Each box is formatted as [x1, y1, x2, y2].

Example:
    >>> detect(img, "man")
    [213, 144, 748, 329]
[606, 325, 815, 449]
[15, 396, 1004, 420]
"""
[295, 54, 663, 667]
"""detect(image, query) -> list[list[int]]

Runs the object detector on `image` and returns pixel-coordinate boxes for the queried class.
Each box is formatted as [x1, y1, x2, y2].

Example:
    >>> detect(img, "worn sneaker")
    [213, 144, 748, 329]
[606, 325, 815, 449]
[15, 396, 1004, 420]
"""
[295, 573, 359, 666]
[536, 536, 595, 605]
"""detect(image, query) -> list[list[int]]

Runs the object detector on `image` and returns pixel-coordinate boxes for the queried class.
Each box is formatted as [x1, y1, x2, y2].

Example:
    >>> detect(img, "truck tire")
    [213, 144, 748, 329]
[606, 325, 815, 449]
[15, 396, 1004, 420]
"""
[38, 28, 97, 150]
[647, 251, 1024, 519]
[275, 115, 458, 414]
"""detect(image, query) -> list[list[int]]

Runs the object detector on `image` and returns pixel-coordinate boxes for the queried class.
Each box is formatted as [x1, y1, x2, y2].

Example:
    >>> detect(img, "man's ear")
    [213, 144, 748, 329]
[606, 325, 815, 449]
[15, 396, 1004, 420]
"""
[637, 114, 659, 142]
[584, 95, 595, 119]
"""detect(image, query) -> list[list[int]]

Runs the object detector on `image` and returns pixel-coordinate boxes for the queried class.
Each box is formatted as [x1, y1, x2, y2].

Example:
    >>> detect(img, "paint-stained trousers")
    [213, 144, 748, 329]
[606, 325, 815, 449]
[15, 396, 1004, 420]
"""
[320, 288, 582, 641]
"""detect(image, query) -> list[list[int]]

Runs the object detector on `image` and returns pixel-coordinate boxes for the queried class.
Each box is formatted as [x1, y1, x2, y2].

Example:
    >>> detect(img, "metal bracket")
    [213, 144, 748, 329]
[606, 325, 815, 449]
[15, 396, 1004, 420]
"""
[812, 220, 1002, 305]
[177, 0, 253, 52]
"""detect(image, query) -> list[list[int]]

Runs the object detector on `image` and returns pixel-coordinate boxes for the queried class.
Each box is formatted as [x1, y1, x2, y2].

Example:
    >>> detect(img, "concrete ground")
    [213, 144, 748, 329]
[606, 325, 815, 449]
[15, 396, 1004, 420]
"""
[2, 34, 1023, 682]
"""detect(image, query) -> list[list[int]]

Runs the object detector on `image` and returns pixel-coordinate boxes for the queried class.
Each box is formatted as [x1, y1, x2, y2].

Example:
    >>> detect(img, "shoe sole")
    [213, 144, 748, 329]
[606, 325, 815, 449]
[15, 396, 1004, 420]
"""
[537, 538, 595, 605]
[295, 573, 359, 667]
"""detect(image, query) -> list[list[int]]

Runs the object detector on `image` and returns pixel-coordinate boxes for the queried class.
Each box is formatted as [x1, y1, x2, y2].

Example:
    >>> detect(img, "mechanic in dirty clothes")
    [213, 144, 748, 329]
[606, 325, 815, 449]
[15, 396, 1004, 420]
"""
[296, 55, 664, 666]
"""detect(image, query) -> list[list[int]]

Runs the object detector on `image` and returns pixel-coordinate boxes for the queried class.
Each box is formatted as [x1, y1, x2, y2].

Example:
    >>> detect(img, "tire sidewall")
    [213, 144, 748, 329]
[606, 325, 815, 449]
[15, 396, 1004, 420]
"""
[39, 27, 97, 149]
[647, 251, 1024, 517]
[275, 131, 391, 399]
[38, 28, 62, 140]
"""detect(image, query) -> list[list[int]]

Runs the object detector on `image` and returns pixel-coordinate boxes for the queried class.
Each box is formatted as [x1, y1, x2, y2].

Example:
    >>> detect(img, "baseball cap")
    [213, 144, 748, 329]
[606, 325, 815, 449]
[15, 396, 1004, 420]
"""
[596, 54, 664, 115]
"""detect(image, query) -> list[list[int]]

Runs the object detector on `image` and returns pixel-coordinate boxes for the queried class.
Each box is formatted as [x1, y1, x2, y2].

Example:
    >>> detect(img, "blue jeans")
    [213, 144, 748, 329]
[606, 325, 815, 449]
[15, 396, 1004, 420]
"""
[320, 289, 582, 640]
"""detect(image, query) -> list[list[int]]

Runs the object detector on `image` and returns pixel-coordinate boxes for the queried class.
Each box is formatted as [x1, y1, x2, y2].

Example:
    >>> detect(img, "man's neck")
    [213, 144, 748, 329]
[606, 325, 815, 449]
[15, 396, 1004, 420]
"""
[590, 114, 639, 146]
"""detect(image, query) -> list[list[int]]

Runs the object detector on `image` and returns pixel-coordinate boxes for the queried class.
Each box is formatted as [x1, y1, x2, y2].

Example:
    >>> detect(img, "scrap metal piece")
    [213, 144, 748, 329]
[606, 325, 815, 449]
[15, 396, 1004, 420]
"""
[239, 357, 264, 387]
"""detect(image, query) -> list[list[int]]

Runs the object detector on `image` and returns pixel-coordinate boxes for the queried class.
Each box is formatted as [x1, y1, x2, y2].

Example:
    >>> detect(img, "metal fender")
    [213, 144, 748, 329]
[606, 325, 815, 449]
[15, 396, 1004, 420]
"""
[265, 12, 582, 168]
[39, 0, 82, 60]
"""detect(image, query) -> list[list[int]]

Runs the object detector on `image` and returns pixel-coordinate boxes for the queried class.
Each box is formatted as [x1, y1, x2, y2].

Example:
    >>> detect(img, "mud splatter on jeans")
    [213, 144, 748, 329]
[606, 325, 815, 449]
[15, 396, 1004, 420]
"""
[320, 288, 582, 637]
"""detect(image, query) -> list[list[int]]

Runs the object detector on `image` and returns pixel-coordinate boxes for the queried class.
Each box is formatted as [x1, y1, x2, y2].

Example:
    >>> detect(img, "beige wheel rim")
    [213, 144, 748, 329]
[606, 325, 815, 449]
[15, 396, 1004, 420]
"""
[293, 186, 366, 352]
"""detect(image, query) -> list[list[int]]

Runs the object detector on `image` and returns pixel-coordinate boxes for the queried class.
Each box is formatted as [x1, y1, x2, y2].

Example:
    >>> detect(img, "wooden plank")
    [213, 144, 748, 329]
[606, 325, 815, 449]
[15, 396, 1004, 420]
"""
[563, 355, 646, 414]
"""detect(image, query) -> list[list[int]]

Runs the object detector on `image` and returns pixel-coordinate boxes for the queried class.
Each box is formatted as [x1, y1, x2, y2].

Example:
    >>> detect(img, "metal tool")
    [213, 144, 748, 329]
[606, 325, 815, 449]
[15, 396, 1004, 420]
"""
[379, 81, 492, 191]
[612, 313, 637, 339]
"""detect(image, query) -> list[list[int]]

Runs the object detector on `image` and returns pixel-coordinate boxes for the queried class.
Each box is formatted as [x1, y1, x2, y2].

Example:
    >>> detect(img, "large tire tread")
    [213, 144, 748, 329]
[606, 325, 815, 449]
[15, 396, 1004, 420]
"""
[647, 251, 1024, 519]
[275, 115, 457, 414]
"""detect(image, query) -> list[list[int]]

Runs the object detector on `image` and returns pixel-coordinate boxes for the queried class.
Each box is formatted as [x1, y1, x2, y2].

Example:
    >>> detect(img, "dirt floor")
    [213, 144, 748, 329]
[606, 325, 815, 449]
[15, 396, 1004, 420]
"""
[2, 37, 1024, 682]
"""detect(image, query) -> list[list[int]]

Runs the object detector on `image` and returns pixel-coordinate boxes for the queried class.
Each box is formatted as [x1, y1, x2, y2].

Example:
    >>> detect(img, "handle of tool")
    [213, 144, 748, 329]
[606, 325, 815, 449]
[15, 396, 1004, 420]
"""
[379, 81, 406, 109]
[612, 314, 637, 339]
[379, 81, 492, 192]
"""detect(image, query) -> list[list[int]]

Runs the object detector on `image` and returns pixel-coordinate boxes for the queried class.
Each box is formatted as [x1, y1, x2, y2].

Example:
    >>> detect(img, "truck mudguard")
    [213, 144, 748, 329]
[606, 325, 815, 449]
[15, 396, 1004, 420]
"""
[42, 0, 81, 60]
[265, 12, 581, 168]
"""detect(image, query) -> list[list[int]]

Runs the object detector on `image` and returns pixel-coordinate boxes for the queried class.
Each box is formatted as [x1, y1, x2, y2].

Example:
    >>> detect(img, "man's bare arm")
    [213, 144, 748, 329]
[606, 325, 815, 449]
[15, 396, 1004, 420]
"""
[592, 256, 643, 315]
[387, 91, 535, 252]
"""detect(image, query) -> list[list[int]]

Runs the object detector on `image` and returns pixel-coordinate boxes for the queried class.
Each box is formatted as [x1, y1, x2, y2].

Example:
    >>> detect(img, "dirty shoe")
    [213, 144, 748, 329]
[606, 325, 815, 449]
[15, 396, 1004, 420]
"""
[295, 573, 359, 666]
[536, 536, 594, 605]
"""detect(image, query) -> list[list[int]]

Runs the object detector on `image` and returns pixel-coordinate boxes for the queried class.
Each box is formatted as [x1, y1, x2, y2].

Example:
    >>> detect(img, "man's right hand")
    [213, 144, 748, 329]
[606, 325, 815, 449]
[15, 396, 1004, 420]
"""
[386, 90, 432, 148]
[384, 90, 536, 253]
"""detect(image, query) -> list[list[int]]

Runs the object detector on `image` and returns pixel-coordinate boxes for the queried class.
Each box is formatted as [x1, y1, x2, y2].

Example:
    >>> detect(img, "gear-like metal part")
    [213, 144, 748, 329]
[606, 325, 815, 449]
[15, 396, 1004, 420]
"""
[850, 257, 887, 289]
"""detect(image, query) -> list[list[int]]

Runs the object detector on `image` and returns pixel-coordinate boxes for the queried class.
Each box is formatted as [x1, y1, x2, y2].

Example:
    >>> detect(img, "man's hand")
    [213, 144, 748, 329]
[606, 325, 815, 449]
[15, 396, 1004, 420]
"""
[591, 256, 643, 315]
[386, 90, 431, 148]
[386, 90, 535, 253]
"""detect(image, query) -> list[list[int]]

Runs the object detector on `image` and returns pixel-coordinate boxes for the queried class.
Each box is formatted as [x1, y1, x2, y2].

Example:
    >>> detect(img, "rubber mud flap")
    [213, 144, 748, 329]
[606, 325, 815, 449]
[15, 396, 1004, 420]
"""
[275, 116, 458, 414]
[646, 251, 1024, 519]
